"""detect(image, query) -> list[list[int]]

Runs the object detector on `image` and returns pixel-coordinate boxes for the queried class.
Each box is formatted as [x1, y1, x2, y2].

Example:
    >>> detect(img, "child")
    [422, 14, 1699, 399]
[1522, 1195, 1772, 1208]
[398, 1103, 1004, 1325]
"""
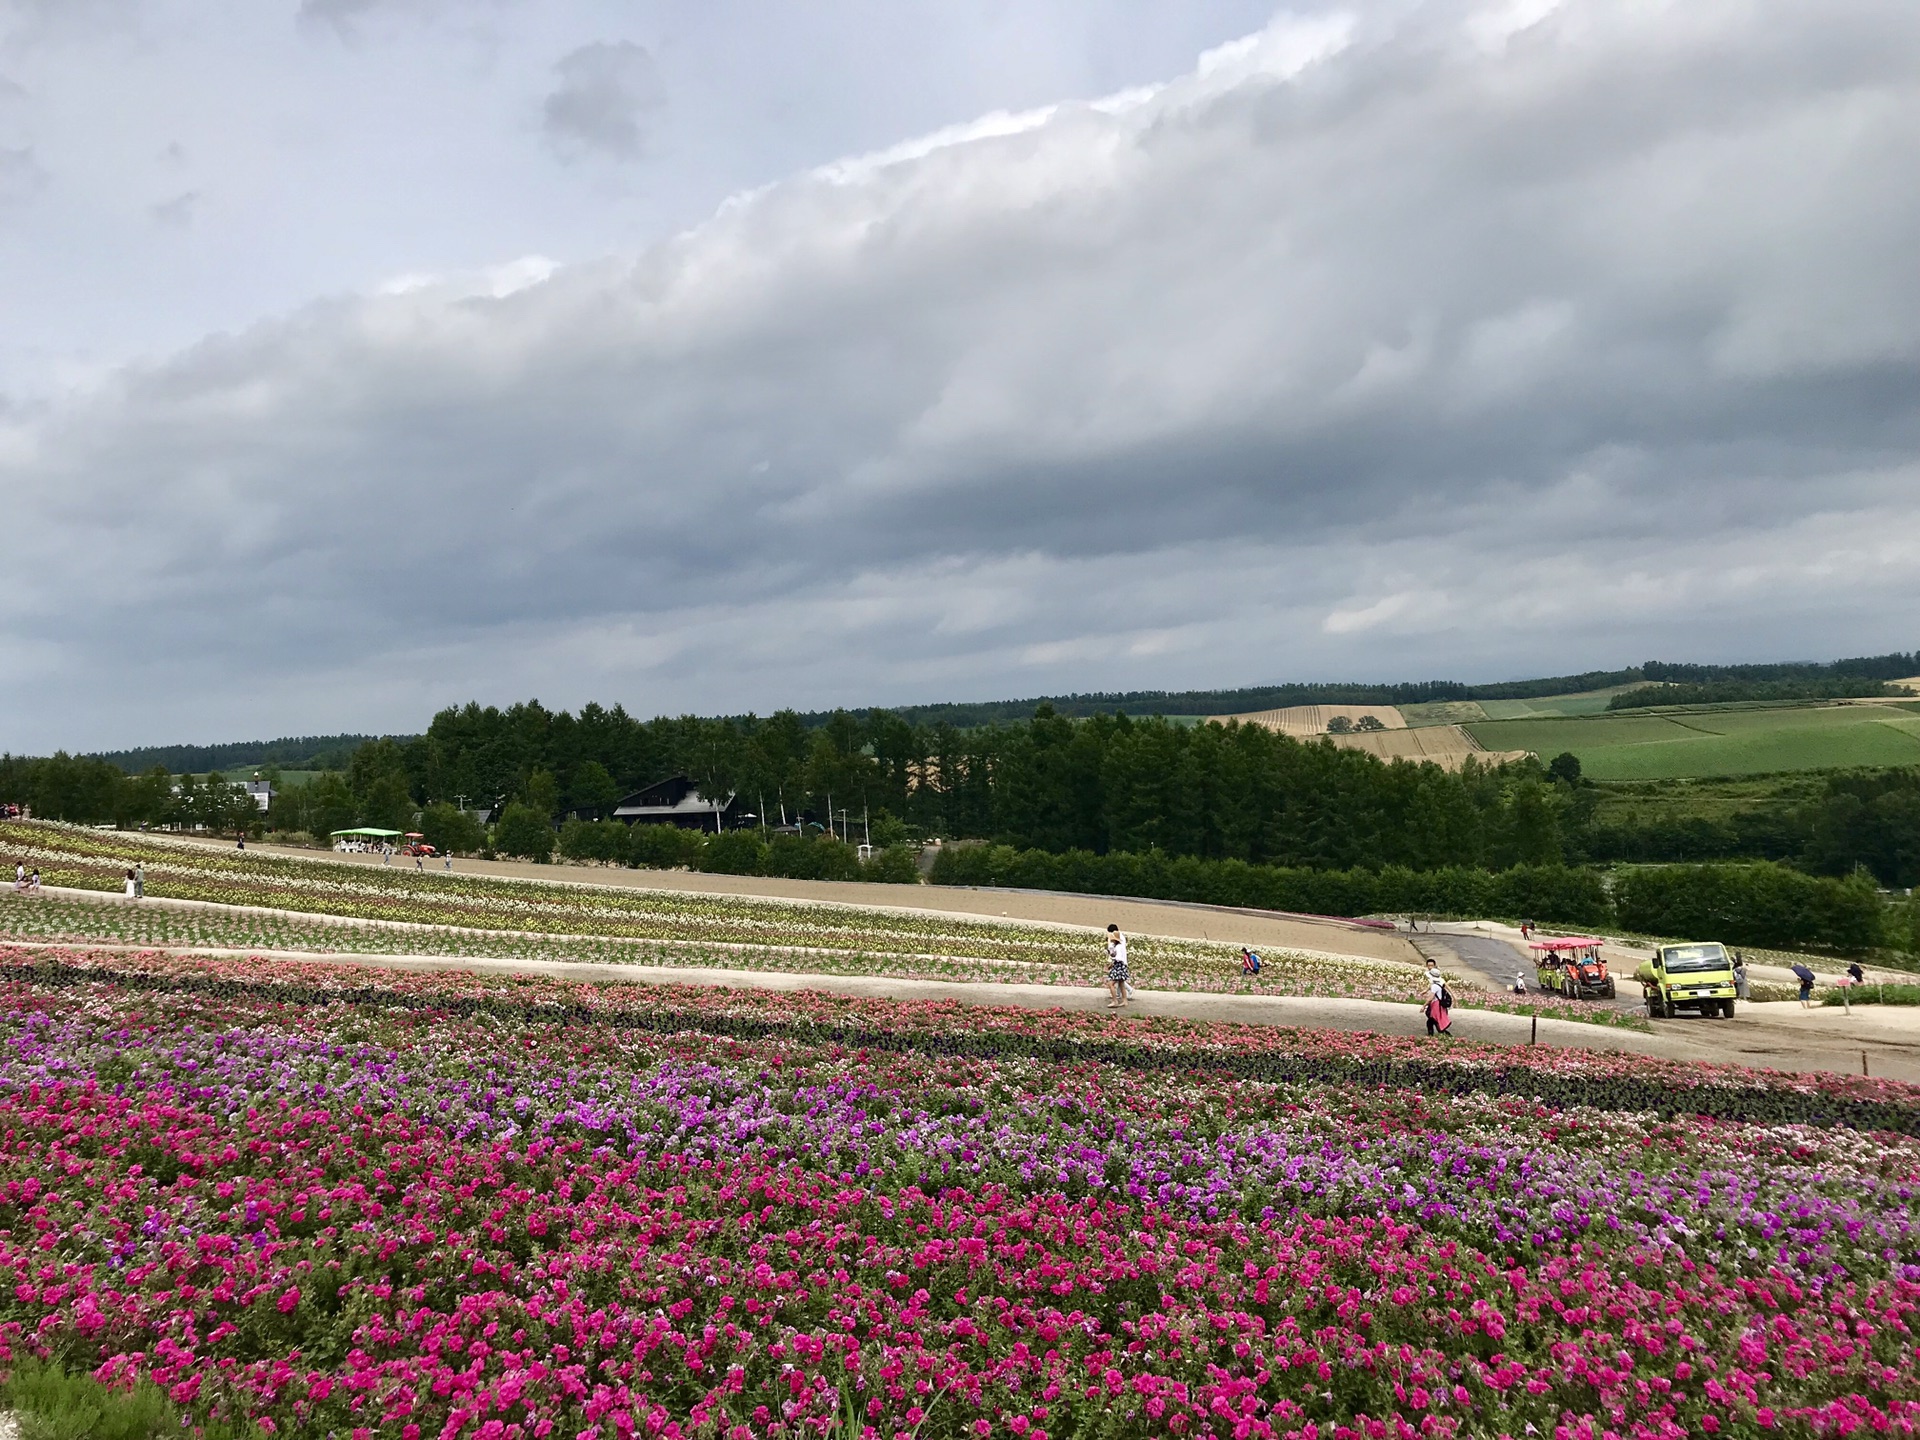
[1105, 924, 1134, 1008]
[1241, 948, 1262, 977]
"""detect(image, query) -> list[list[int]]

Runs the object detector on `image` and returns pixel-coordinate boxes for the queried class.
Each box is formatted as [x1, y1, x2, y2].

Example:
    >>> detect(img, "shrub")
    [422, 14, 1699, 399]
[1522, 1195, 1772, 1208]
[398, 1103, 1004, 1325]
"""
[929, 845, 1606, 927]
[627, 823, 703, 869]
[557, 817, 630, 865]
[1614, 862, 1884, 955]
[761, 834, 863, 881]
[699, 830, 769, 876]
[419, 801, 486, 857]
[860, 844, 922, 884]
[491, 802, 555, 863]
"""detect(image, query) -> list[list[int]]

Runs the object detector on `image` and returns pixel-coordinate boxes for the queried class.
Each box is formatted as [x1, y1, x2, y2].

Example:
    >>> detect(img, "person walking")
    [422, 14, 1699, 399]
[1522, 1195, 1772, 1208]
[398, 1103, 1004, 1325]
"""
[1791, 962, 1817, 1009]
[133, 862, 144, 899]
[1847, 961, 1865, 985]
[443, 853, 453, 871]
[1731, 953, 1749, 1001]
[1424, 984, 1452, 1037]
[1105, 923, 1133, 1009]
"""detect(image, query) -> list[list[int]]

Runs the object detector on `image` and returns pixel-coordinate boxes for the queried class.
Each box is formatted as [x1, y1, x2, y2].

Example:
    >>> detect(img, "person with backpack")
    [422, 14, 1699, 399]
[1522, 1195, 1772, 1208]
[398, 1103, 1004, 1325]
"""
[1424, 981, 1452, 1037]
[1240, 948, 1261, 977]
[1791, 962, 1817, 1009]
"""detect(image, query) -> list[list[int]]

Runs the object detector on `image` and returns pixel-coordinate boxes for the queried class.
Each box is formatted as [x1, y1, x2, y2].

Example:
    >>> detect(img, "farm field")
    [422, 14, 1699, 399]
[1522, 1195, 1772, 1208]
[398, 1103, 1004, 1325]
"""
[1467, 700, 1920, 780]
[0, 947, 1915, 1438]
[1402, 684, 1648, 726]
[0, 822, 1646, 1028]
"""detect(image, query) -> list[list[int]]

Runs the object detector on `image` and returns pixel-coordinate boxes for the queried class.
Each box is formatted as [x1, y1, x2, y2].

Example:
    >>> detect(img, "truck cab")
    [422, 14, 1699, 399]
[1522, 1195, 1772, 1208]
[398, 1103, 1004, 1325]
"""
[1635, 942, 1738, 1019]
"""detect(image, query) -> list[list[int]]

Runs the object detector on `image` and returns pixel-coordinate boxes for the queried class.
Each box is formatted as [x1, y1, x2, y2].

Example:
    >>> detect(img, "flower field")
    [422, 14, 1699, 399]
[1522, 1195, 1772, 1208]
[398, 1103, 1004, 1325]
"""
[0, 822, 1639, 1027]
[0, 947, 1915, 1438]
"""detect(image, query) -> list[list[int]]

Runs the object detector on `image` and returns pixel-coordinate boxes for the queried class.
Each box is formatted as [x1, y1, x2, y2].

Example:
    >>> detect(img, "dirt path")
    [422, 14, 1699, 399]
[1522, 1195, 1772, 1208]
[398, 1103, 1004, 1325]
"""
[7, 937, 1917, 1081]
[157, 836, 1421, 964]
[0, 938, 1672, 1056]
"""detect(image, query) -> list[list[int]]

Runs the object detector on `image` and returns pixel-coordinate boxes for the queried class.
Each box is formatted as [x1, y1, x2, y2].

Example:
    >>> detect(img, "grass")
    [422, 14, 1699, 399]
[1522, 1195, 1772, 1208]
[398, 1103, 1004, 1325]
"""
[1587, 772, 1824, 824]
[0, 1356, 262, 1440]
[1823, 983, 1920, 1007]
[1400, 684, 1659, 728]
[1466, 700, 1920, 780]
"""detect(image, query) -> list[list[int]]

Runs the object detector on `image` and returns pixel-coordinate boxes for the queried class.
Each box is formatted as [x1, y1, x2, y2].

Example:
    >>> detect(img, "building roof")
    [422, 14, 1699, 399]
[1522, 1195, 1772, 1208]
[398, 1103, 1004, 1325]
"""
[611, 775, 734, 819]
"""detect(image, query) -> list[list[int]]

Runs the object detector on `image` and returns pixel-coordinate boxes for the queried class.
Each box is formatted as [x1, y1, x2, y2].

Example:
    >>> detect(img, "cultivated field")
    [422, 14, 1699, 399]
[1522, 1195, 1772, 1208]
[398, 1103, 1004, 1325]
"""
[1222, 705, 1530, 770]
[1401, 683, 1649, 725]
[1222, 702, 1406, 734]
[1468, 698, 1920, 780]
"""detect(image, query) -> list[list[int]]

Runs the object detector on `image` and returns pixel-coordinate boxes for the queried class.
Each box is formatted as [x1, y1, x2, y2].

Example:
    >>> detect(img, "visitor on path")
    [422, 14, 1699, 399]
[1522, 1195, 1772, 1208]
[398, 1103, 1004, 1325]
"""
[414, 851, 424, 870]
[1732, 953, 1749, 1001]
[12, 861, 22, 891]
[124, 868, 135, 899]
[1847, 961, 1865, 985]
[382, 844, 392, 866]
[1424, 963, 1445, 997]
[1105, 924, 1134, 1008]
[443, 854, 453, 870]
[25, 869, 39, 892]
[1791, 962, 1817, 1008]
[236, 835, 245, 851]
[1424, 987, 1452, 1037]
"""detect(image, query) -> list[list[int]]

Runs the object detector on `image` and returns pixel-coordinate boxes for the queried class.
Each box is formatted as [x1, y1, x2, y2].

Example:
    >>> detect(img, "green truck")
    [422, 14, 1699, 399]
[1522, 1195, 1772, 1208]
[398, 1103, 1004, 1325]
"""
[1634, 942, 1738, 1019]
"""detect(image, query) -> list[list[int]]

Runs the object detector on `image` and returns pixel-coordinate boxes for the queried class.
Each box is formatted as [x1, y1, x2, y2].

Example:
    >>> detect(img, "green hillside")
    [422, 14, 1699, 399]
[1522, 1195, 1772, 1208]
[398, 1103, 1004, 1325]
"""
[1466, 701, 1920, 780]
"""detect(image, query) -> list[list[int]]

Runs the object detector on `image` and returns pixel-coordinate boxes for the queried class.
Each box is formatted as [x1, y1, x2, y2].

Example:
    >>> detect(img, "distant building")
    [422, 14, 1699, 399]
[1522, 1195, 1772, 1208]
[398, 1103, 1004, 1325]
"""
[611, 775, 741, 830]
[244, 780, 274, 812]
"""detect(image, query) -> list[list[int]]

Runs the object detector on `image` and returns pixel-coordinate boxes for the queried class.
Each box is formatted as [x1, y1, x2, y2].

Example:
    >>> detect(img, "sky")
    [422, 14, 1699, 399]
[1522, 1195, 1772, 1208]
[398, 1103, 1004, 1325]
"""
[2, 0, 1917, 753]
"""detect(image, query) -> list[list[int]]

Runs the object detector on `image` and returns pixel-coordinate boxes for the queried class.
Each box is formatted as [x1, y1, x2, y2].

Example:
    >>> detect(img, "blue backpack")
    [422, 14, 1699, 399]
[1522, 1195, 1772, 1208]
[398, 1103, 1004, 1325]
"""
[1246, 951, 1261, 973]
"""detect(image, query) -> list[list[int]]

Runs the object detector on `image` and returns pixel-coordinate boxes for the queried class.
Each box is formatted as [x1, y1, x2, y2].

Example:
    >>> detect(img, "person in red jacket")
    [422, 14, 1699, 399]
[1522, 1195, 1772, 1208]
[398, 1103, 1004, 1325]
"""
[1424, 987, 1452, 1037]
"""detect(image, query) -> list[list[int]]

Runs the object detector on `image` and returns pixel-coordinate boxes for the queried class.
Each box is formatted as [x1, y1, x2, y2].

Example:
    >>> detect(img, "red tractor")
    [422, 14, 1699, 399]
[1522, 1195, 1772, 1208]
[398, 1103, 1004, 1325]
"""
[1531, 937, 1616, 1000]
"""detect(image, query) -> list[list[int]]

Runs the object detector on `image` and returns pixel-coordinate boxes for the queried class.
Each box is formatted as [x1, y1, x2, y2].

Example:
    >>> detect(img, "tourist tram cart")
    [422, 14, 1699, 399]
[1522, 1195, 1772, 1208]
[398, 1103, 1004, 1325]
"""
[1530, 936, 1616, 1000]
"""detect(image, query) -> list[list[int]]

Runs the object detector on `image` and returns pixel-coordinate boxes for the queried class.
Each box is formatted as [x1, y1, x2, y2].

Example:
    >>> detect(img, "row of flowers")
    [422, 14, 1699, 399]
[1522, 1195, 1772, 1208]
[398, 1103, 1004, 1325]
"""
[0, 949, 1914, 1438]
[2, 822, 1640, 1026]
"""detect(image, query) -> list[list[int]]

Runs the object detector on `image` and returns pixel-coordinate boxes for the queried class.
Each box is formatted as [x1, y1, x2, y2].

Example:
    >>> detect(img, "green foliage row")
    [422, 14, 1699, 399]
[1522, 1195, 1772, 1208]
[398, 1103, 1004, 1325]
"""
[1612, 863, 1887, 954]
[930, 846, 1900, 956]
[929, 845, 1611, 928]
[541, 816, 922, 884]
[1607, 680, 1897, 709]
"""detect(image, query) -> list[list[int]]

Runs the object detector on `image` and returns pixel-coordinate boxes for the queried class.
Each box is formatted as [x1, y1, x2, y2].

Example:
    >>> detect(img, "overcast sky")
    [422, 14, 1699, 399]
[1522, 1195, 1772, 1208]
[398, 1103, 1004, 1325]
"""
[3, 0, 1917, 753]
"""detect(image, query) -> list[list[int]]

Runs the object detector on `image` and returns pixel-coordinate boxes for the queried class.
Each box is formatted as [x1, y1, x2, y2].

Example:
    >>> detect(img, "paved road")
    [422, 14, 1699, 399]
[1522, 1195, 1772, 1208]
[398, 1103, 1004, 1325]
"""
[1410, 929, 1646, 1019]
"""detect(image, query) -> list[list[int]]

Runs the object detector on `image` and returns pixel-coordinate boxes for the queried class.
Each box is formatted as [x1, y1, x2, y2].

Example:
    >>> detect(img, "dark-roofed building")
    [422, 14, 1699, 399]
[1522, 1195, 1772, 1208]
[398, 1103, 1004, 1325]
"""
[610, 775, 742, 830]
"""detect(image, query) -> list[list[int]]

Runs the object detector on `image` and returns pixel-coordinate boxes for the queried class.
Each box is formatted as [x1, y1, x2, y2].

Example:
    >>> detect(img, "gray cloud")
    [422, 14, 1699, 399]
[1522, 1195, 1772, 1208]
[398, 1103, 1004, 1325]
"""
[0, 141, 44, 204]
[147, 189, 197, 227]
[4, 0, 1920, 750]
[542, 40, 661, 161]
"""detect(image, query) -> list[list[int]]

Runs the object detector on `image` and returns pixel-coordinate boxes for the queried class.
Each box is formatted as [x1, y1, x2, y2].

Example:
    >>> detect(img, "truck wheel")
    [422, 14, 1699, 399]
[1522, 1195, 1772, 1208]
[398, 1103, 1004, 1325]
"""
[1722, 1000, 1736, 1019]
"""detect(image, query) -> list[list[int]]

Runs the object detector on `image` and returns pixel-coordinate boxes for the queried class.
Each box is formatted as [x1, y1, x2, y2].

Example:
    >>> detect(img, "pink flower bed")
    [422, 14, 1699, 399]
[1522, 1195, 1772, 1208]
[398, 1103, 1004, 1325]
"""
[0, 948, 1914, 1438]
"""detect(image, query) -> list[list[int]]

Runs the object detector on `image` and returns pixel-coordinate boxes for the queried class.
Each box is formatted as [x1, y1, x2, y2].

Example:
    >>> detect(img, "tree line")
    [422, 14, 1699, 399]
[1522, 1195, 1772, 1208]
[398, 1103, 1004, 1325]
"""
[12, 702, 1920, 896]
